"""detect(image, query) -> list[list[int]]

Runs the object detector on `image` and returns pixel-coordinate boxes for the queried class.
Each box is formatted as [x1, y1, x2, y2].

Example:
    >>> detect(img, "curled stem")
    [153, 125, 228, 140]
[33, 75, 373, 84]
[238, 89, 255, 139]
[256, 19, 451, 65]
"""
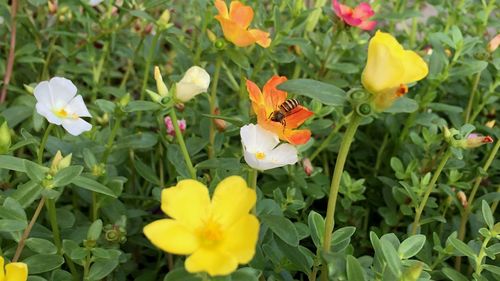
[320, 112, 362, 281]
[411, 149, 452, 235]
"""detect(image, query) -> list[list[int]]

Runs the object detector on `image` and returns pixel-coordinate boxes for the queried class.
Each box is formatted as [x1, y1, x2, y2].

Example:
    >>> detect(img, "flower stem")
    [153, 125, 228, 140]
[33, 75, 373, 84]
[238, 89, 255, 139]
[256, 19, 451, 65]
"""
[411, 149, 452, 235]
[138, 33, 161, 121]
[12, 197, 46, 262]
[475, 236, 492, 275]
[464, 72, 481, 123]
[0, 0, 18, 103]
[491, 184, 500, 214]
[320, 112, 362, 281]
[310, 114, 350, 161]
[455, 139, 500, 269]
[248, 169, 258, 214]
[169, 109, 196, 179]
[38, 124, 54, 164]
[101, 114, 123, 163]
[46, 198, 62, 253]
[208, 55, 222, 160]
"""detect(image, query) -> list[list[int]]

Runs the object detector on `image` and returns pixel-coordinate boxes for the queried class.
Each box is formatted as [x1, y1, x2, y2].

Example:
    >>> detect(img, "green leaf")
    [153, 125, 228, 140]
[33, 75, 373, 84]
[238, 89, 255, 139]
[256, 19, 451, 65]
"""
[442, 268, 468, 281]
[449, 60, 488, 77]
[202, 114, 247, 127]
[277, 79, 346, 106]
[380, 239, 402, 277]
[72, 176, 117, 198]
[483, 265, 500, 276]
[124, 101, 161, 112]
[449, 237, 476, 258]
[87, 259, 119, 281]
[261, 214, 299, 247]
[308, 210, 324, 249]
[0, 219, 27, 232]
[226, 48, 250, 70]
[166, 144, 191, 179]
[53, 166, 83, 187]
[195, 158, 242, 171]
[481, 200, 494, 229]
[24, 160, 48, 182]
[24, 254, 64, 274]
[331, 226, 356, 250]
[11, 181, 43, 208]
[0, 155, 26, 172]
[95, 99, 116, 113]
[163, 268, 202, 281]
[26, 238, 57, 254]
[384, 97, 419, 113]
[231, 268, 260, 281]
[134, 156, 161, 186]
[346, 255, 366, 281]
[87, 219, 103, 241]
[398, 235, 426, 259]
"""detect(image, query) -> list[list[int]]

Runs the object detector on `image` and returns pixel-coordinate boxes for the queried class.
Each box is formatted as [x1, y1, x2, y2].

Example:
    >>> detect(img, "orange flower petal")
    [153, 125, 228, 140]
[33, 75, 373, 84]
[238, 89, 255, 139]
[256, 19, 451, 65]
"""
[285, 129, 312, 145]
[249, 29, 271, 48]
[284, 106, 314, 128]
[215, 0, 229, 18]
[215, 17, 258, 47]
[229, 1, 254, 29]
[263, 75, 288, 111]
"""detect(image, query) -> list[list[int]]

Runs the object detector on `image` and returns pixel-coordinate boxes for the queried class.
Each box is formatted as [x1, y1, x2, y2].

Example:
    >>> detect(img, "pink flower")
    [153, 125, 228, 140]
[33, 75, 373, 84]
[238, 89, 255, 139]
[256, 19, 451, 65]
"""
[465, 133, 493, 148]
[332, 0, 377, 31]
[164, 116, 186, 137]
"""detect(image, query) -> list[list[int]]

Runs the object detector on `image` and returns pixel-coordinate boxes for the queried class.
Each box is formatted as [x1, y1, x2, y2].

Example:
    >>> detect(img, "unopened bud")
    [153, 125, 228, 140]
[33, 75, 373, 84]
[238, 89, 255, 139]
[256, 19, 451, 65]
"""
[302, 158, 313, 176]
[48, 0, 58, 14]
[175, 103, 185, 112]
[119, 93, 131, 107]
[457, 191, 467, 208]
[444, 49, 452, 57]
[154, 66, 169, 97]
[0, 119, 11, 154]
[92, 163, 106, 177]
[485, 120, 495, 128]
[487, 34, 500, 53]
[24, 84, 34, 94]
[143, 23, 154, 36]
[213, 108, 227, 132]
[157, 10, 171, 31]
[206, 29, 217, 43]
[462, 133, 494, 149]
[49, 151, 72, 175]
[214, 39, 226, 50]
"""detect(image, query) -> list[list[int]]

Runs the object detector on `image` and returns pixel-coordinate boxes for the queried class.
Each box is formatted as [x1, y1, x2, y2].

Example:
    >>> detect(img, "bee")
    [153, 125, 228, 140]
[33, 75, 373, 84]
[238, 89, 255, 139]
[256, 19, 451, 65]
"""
[269, 98, 300, 127]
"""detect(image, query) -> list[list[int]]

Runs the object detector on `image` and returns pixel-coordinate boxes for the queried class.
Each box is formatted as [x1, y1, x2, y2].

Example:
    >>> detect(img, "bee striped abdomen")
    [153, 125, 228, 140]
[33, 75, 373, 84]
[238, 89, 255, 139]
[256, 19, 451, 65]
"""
[279, 98, 299, 113]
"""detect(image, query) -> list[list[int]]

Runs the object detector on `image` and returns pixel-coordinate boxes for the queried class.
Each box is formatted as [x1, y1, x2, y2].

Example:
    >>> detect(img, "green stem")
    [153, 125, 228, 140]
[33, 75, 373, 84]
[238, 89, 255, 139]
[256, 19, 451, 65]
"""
[310, 115, 350, 161]
[374, 133, 389, 176]
[101, 114, 122, 163]
[464, 72, 481, 123]
[169, 109, 196, 179]
[138, 33, 161, 121]
[248, 169, 258, 214]
[38, 124, 54, 164]
[91, 40, 110, 102]
[193, 9, 209, 65]
[46, 198, 62, 253]
[408, 1, 421, 48]
[411, 149, 452, 235]
[208, 56, 222, 159]
[320, 112, 362, 281]
[475, 236, 492, 275]
[12, 197, 46, 262]
[491, 184, 500, 214]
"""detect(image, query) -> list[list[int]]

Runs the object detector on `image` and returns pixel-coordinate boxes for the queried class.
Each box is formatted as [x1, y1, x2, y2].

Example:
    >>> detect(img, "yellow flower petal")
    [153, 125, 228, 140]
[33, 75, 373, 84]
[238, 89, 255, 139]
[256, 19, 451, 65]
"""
[185, 248, 238, 276]
[5, 262, 28, 281]
[400, 50, 429, 84]
[211, 176, 256, 228]
[0, 256, 5, 280]
[143, 219, 199, 255]
[161, 179, 210, 229]
[221, 214, 260, 263]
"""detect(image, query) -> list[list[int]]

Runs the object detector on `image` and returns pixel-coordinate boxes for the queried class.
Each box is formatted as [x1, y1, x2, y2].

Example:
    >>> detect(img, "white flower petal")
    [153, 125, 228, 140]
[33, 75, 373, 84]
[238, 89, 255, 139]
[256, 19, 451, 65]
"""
[34, 81, 54, 109]
[267, 144, 298, 166]
[66, 95, 91, 117]
[49, 77, 77, 107]
[61, 118, 92, 136]
[35, 103, 63, 125]
[240, 124, 279, 152]
[175, 66, 210, 102]
[175, 82, 204, 102]
[243, 150, 284, 171]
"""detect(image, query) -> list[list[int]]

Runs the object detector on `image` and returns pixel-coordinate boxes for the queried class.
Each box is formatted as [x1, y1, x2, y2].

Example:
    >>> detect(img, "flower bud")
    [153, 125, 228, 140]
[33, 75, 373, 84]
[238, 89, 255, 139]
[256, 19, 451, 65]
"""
[154, 66, 169, 97]
[175, 66, 211, 102]
[206, 29, 217, 43]
[164, 116, 186, 137]
[213, 108, 227, 132]
[457, 191, 467, 208]
[487, 34, 500, 53]
[119, 93, 131, 108]
[214, 39, 227, 50]
[48, 0, 58, 14]
[302, 158, 313, 176]
[486, 120, 496, 128]
[92, 163, 106, 177]
[157, 10, 171, 31]
[50, 151, 72, 175]
[462, 133, 494, 149]
[0, 119, 11, 154]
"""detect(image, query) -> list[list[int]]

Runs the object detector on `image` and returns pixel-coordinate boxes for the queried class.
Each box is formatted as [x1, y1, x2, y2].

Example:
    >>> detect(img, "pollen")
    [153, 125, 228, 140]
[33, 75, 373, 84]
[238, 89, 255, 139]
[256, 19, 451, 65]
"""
[54, 108, 68, 118]
[198, 219, 223, 245]
[255, 152, 266, 160]
[396, 84, 408, 97]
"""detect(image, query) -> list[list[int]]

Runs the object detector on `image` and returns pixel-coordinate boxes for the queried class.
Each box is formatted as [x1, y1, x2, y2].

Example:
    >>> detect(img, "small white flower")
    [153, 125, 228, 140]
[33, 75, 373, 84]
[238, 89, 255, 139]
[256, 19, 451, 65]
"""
[240, 124, 298, 171]
[89, 0, 104, 6]
[175, 66, 210, 102]
[34, 77, 92, 136]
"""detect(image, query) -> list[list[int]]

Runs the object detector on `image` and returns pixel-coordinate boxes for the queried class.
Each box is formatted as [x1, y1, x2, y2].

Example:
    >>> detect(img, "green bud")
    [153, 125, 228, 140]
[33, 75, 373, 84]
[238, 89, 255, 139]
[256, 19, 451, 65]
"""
[50, 151, 72, 175]
[91, 163, 106, 177]
[87, 219, 103, 241]
[154, 66, 169, 97]
[119, 93, 131, 107]
[156, 10, 171, 31]
[0, 119, 11, 154]
[356, 103, 372, 116]
[349, 89, 369, 102]
[215, 39, 226, 50]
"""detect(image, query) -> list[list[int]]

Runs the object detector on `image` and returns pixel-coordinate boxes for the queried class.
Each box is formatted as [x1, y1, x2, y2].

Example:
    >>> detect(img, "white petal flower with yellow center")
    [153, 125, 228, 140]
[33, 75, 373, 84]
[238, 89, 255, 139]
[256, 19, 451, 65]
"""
[34, 77, 92, 136]
[240, 124, 298, 171]
[175, 66, 211, 102]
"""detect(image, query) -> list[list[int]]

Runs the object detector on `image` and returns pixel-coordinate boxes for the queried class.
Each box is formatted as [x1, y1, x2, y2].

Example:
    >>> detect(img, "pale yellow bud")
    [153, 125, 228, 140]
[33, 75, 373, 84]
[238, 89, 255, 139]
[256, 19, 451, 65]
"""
[154, 66, 169, 97]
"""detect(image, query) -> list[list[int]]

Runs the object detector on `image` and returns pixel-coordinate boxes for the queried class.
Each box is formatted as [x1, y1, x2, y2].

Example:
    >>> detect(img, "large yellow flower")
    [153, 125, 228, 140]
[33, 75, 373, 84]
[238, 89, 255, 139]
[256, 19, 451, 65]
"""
[143, 176, 259, 276]
[362, 31, 429, 110]
[0, 256, 28, 281]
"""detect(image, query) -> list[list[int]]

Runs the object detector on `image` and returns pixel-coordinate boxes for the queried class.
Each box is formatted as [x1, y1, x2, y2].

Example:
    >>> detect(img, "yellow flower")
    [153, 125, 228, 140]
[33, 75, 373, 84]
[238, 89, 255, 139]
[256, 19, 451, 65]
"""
[0, 256, 28, 281]
[143, 176, 259, 276]
[362, 30, 428, 110]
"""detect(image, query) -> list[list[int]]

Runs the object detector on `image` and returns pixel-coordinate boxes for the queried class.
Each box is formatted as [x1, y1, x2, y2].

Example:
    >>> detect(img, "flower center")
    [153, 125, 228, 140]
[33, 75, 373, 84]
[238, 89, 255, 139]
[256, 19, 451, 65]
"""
[396, 84, 408, 97]
[255, 151, 266, 160]
[198, 219, 223, 246]
[54, 108, 69, 118]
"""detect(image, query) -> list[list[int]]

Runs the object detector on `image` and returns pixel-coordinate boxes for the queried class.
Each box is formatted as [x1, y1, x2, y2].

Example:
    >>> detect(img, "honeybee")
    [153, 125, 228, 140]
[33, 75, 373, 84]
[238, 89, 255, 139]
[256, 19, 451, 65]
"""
[269, 98, 300, 127]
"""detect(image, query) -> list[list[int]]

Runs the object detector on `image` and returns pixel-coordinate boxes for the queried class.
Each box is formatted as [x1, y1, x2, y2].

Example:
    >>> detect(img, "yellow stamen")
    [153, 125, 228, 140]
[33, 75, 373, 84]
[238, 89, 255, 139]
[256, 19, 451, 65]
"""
[255, 152, 266, 160]
[54, 108, 68, 118]
[198, 219, 223, 246]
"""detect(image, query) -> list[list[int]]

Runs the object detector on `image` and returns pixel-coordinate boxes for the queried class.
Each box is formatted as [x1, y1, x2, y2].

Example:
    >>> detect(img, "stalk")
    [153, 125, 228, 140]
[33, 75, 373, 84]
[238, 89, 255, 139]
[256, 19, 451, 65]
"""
[169, 109, 196, 179]
[208, 56, 222, 159]
[320, 113, 362, 281]
[12, 197, 46, 262]
[464, 72, 481, 123]
[411, 149, 452, 235]
[38, 124, 54, 164]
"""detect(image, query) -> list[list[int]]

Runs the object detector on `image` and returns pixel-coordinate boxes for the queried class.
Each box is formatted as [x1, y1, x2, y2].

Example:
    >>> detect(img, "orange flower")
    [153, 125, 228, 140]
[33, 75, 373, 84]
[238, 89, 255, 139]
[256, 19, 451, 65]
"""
[246, 76, 313, 145]
[214, 0, 271, 48]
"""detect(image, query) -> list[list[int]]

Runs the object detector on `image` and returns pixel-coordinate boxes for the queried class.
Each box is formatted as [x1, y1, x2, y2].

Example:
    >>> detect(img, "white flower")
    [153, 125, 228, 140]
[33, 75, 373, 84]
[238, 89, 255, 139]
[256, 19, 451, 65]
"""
[34, 77, 92, 136]
[175, 66, 210, 102]
[240, 124, 298, 171]
[89, 0, 104, 6]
